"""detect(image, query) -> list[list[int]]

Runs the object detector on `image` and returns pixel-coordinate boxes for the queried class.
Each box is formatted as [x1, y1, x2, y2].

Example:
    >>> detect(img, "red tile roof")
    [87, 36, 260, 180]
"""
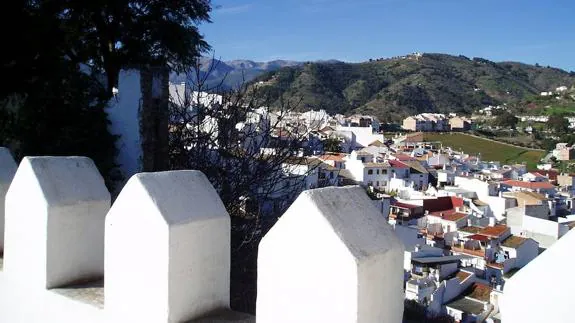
[429, 210, 468, 222]
[467, 234, 490, 242]
[529, 172, 546, 178]
[537, 170, 559, 181]
[501, 180, 555, 190]
[393, 201, 420, 209]
[423, 196, 464, 213]
[394, 153, 415, 161]
[318, 153, 347, 162]
[389, 160, 409, 168]
[478, 225, 510, 238]
[468, 283, 493, 302]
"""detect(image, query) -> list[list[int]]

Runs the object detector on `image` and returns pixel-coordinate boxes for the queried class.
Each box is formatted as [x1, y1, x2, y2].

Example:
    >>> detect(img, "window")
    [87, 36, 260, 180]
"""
[368, 169, 373, 175]
[376, 169, 380, 175]
[368, 181, 373, 186]
[376, 181, 379, 187]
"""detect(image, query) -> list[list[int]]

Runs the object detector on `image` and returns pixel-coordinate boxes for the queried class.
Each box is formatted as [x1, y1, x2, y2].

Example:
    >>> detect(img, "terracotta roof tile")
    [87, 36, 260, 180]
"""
[478, 225, 509, 238]
[318, 153, 347, 162]
[389, 160, 409, 168]
[456, 271, 472, 282]
[459, 226, 484, 234]
[429, 211, 468, 222]
[501, 235, 529, 248]
[468, 283, 492, 302]
[393, 201, 420, 209]
[501, 180, 554, 190]
[467, 234, 490, 242]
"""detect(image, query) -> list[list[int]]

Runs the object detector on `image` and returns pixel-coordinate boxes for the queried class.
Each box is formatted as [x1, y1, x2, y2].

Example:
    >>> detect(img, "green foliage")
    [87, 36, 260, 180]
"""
[1, 0, 212, 189]
[33, 0, 212, 92]
[322, 138, 342, 152]
[0, 65, 121, 191]
[547, 114, 570, 134]
[254, 53, 575, 122]
[493, 111, 519, 129]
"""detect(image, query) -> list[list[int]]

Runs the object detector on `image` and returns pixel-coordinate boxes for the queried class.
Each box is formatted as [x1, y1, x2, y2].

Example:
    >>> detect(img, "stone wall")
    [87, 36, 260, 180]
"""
[0, 148, 405, 323]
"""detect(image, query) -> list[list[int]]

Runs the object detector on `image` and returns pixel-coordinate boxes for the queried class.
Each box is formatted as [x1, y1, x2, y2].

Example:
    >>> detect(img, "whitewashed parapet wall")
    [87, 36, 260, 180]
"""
[105, 170, 231, 322]
[0, 151, 406, 323]
[500, 228, 575, 323]
[3, 156, 110, 289]
[257, 186, 405, 323]
[0, 147, 18, 251]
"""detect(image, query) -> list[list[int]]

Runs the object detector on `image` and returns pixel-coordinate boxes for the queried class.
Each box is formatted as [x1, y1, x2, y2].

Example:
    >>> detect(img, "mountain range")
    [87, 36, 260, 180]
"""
[169, 58, 305, 89]
[170, 54, 575, 121]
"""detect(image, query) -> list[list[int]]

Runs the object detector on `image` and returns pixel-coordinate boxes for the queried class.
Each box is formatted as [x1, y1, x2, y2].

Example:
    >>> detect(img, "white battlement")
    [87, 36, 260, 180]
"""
[4, 156, 110, 289]
[0, 148, 405, 323]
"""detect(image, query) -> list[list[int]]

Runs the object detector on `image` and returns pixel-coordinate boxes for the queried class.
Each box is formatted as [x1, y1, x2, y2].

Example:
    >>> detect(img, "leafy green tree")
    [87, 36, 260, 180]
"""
[54, 0, 212, 93]
[322, 138, 343, 152]
[493, 111, 519, 129]
[547, 114, 570, 135]
[1, 0, 212, 188]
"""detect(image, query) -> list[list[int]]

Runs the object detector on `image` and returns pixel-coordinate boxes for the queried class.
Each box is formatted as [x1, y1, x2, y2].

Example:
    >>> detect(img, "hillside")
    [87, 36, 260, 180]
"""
[252, 53, 575, 121]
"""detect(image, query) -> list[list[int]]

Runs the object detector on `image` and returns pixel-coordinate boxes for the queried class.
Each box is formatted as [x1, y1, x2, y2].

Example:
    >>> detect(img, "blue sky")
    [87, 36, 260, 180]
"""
[201, 0, 575, 71]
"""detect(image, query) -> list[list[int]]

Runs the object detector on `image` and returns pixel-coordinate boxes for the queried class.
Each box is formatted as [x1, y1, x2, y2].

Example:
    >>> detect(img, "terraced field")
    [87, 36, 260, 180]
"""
[423, 133, 546, 169]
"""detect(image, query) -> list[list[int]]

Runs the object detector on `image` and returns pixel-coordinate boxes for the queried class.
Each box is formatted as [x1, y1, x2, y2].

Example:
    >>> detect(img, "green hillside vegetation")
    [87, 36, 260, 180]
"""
[423, 133, 546, 169]
[254, 53, 575, 122]
[517, 87, 575, 116]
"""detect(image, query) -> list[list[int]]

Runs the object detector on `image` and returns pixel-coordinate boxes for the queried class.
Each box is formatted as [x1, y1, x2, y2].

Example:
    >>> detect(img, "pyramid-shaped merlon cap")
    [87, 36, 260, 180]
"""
[0, 147, 17, 184]
[4, 156, 110, 289]
[105, 170, 230, 322]
[14, 156, 110, 206]
[284, 186, 403, 258]
[257, 186, 405, 323]
[127, 170, 228, 224]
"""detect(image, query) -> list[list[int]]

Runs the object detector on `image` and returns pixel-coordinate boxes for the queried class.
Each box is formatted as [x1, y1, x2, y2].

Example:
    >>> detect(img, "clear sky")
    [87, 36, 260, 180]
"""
[200, 0, 574, 71]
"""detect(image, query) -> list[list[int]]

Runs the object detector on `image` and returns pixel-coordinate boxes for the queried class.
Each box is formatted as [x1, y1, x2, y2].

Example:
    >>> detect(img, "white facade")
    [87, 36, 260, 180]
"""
[500, 238, 539, 269]
[336, 125, 384, 148]
[257, 186, 405, 323]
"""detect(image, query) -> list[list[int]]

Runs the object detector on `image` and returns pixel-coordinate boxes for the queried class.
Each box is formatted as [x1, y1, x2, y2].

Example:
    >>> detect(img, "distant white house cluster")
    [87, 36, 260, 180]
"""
[402, 113, 473, 132]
